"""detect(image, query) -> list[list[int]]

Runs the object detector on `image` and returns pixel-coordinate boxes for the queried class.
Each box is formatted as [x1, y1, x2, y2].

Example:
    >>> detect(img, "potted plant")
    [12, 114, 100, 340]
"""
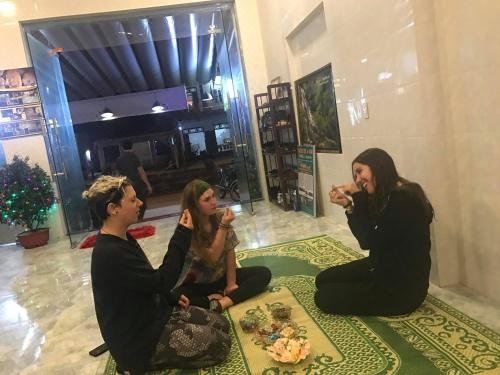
[0, 155, 55, 248]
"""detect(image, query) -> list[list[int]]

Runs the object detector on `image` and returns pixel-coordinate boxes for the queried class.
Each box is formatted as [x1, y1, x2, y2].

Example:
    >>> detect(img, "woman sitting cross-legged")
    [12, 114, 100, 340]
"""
[172, 179, 272, 313]
[83, 176, 231, 374]
[315, 148, 434, 316]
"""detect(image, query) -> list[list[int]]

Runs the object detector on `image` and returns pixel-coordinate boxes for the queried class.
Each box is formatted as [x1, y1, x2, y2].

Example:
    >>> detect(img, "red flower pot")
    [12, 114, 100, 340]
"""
[17, 228, 50, 249]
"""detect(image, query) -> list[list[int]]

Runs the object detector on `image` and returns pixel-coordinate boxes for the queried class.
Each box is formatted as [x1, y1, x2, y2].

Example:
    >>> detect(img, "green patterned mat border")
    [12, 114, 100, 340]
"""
[100, 235, 500, 374]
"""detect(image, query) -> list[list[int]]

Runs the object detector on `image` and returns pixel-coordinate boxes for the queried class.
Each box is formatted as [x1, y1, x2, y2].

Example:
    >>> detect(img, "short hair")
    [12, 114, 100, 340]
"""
[82, 175, 131, 223]
[122, 140, 133, 150]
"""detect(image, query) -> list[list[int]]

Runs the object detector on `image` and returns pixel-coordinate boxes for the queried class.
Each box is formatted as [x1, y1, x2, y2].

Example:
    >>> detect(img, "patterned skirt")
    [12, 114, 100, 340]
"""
[150, 306, 231, 369]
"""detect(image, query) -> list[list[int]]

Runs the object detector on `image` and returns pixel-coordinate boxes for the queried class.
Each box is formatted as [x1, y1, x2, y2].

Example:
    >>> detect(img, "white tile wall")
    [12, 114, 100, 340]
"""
[256, 0, 500, 304]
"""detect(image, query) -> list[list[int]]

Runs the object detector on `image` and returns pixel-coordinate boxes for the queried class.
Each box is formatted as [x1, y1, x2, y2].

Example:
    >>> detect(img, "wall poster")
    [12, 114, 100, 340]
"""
[297, 144, 317, 217]
[295, 63, 342, 153]
[0, 68, 43, 140]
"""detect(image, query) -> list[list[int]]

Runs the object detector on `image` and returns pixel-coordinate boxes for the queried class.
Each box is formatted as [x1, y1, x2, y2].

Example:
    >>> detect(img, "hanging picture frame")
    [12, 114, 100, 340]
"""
[295, 63, 342, 153]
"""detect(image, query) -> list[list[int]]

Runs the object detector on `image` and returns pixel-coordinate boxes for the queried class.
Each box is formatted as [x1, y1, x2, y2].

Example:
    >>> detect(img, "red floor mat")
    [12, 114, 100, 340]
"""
[79, 225, 156, 249]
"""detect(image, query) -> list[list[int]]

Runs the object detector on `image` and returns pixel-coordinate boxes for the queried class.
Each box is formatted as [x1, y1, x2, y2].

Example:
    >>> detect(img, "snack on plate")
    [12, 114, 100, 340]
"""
[267, 337, 311, 364]
[239, 315, 259, 333]
[270, 304, 292, 320]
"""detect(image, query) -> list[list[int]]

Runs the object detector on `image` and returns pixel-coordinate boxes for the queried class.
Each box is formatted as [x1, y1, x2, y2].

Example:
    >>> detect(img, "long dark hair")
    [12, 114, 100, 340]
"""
[352, 148, 433, 220]
[180, 179, 218, 249]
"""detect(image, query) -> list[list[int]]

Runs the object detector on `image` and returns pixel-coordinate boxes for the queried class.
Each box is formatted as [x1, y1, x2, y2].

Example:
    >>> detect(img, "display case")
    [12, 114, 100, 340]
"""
[254, 82, 298, 211]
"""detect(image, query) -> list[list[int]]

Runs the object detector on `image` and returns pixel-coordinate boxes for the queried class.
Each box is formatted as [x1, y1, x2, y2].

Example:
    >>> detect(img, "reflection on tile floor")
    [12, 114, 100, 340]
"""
[0, 202, 499, 374]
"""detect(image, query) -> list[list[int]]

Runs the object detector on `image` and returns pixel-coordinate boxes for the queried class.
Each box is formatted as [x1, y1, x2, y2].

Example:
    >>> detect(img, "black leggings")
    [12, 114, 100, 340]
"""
[174, 266, 272, 308]
[314, 258, 425, 316]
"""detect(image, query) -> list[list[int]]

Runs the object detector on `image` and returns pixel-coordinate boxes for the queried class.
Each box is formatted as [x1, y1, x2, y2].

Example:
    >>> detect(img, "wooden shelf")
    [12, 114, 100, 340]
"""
[269, 96, 292, 105]
[0, 85, 37, 92]
[0, 118, 44, 124]
[0, 131, 43, 140]
[270, 199, 292, 211]
[262, 150, 276, 155]
[255, 103, 271, 110]
[0, 102, 41, 110]
[275, 124, 294, 130]
[277, 149, 297, 155]
[255, 82, 299, 213]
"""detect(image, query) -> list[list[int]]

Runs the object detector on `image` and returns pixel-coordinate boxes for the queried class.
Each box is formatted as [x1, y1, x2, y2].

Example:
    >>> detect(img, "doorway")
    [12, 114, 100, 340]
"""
[23, 3, 261, 246]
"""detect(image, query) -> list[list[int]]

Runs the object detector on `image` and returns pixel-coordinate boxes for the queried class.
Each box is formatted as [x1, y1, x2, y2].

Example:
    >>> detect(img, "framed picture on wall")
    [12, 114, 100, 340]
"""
[294, 63, 342, 153]
[0, 67, 44, 140]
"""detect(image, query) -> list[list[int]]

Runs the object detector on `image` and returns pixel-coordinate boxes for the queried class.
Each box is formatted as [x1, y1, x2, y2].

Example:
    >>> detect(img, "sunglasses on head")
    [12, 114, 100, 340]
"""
[104, 179, 126, 208]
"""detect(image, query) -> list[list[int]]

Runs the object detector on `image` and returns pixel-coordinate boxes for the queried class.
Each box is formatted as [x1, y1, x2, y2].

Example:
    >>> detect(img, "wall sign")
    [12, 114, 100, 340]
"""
[297, 144, 317, 217]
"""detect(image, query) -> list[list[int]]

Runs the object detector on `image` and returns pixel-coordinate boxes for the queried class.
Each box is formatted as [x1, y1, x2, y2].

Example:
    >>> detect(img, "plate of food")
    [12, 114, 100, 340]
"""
[267, 337, 310, 364]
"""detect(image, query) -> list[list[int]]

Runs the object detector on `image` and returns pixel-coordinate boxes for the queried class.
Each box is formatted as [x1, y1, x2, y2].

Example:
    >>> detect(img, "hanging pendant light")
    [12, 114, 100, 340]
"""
[152, 100, 166, 113]
[100, 107, 114, 120]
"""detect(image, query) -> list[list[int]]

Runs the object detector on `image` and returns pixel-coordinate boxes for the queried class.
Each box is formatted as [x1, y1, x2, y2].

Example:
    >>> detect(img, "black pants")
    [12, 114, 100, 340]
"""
[174, 266, 272, 308]
[314, 258, 425, 316]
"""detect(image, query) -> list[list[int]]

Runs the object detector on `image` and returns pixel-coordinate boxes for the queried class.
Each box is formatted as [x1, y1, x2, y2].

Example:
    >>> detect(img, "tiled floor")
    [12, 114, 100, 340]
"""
[1, 201, 499, 374]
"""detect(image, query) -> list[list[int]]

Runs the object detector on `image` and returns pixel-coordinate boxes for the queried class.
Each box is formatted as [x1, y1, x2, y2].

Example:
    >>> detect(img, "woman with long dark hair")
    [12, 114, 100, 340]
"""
[315, 148, 434, 315]
[173, 179, 271, 312]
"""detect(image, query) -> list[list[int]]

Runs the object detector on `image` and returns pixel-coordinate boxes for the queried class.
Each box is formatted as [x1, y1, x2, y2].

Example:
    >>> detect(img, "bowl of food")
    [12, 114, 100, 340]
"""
[267, 337, 310, 364]
[270, 304, 292, 320]
[239, 315, 259, 333]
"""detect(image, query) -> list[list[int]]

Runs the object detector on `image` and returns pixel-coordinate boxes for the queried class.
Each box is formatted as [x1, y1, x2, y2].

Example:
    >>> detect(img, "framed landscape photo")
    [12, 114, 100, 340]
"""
[295, 63, 342, 153]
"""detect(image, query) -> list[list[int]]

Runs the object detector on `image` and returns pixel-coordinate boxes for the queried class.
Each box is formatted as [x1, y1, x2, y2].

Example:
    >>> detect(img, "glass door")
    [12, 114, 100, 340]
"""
[25, 34, 91, 247]
[216, 5, 262, 214]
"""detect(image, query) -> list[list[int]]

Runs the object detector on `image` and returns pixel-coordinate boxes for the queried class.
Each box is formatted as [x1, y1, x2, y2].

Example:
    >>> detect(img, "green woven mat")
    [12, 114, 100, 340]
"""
[100, 235, 500, 374]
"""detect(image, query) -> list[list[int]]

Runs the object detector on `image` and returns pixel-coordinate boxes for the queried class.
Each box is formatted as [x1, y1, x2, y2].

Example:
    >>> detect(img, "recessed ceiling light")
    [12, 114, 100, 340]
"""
[152, 100, 165, 113]
[100, 107, 114, 119]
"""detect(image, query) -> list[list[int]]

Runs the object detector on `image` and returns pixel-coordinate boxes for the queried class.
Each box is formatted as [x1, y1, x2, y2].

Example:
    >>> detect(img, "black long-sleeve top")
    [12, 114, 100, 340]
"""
[347, 186, 432, 297]
[91, 224, 191, 372]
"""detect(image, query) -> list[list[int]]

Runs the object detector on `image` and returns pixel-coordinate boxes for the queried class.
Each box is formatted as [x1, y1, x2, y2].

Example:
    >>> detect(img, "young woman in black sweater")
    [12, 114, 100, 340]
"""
[83, 176, 230, 374]
[315, 148, 434, 316]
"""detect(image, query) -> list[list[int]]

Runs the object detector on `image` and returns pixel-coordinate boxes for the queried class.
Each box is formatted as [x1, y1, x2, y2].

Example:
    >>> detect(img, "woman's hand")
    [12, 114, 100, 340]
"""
[340, 182, 361, 196]
[221, 208, 235, 225]
[224, 283, 239, 296]
[178, 294, 190, 310]
[179, 209, 193, 229]
[329, 184, 355, 208]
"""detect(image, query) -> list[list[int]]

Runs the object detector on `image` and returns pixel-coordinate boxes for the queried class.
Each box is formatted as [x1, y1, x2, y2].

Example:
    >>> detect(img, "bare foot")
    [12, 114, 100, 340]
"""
[209, 296, 234, 313]
[218, 296, 234, 311]
[208, 293, 224, 301]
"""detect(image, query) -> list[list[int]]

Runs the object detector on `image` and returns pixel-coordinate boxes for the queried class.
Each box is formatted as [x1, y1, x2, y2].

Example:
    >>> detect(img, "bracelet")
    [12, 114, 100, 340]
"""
[342, 201, 352, 209]
[343, 202, 353, 214]
[219, 222, 233, 230]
